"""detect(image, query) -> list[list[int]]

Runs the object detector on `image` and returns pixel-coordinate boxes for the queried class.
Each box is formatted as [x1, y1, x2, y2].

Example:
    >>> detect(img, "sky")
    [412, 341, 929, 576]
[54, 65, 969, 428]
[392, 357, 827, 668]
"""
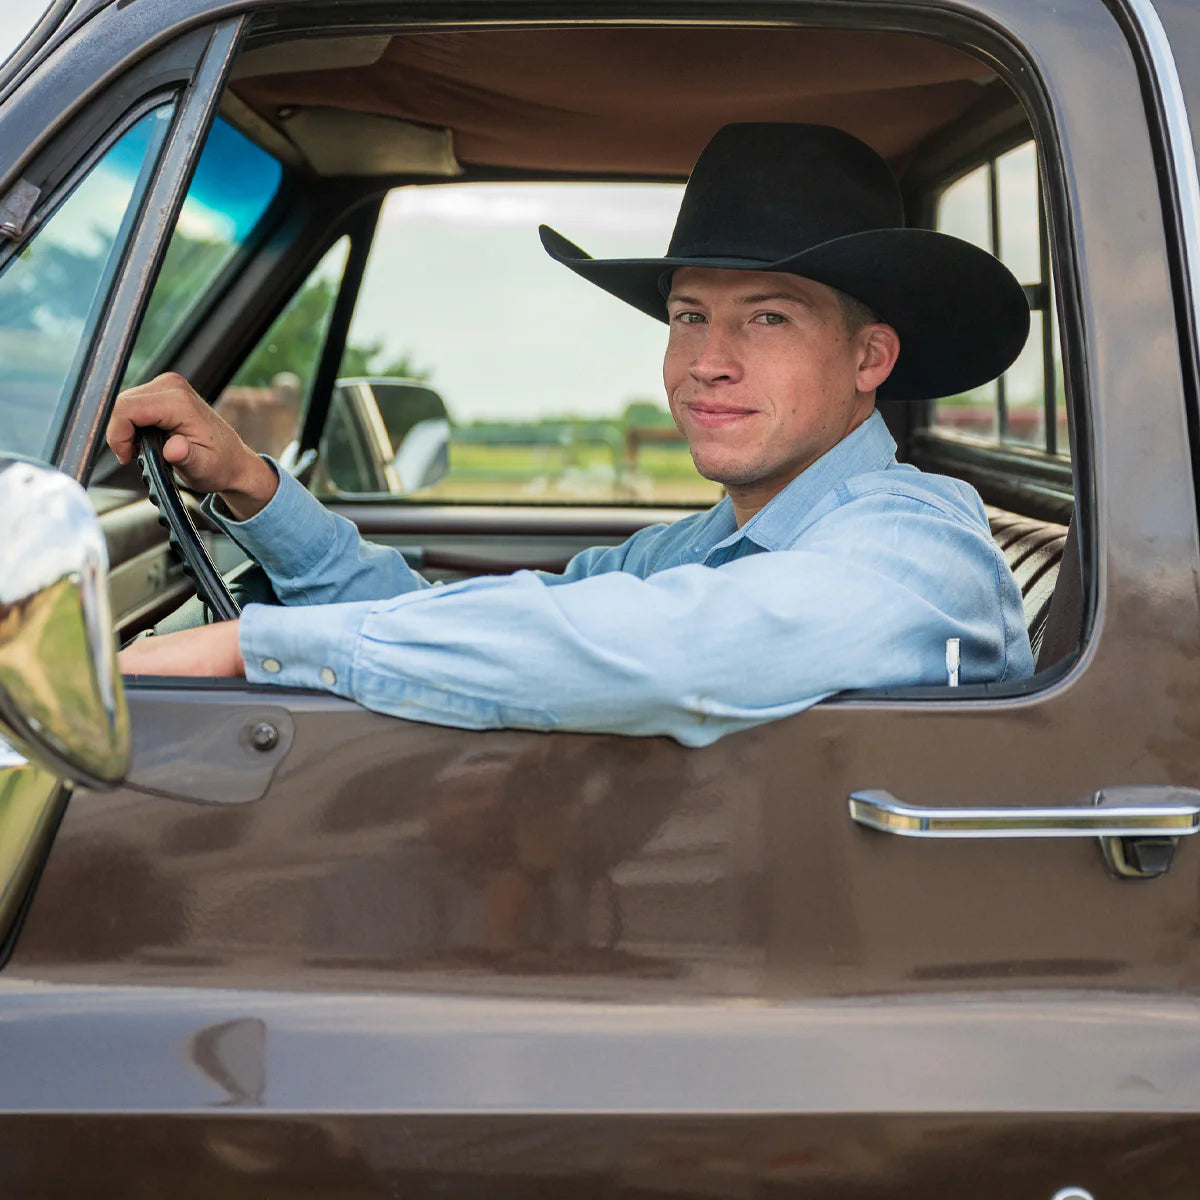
[344, 182, 686, 424]
[2, 1, 52, 69]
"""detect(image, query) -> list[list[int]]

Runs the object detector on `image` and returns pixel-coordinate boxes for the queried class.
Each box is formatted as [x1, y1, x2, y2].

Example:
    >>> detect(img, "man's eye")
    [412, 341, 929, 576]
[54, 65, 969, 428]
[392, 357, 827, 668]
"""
[672, 311, 705, 324]
[754, 312, 787, 325]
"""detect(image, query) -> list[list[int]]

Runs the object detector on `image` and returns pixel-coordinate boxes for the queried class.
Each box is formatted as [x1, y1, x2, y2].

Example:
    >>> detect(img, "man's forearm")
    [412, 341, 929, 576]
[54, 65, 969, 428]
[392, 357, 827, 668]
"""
[118, 620, 244, 677]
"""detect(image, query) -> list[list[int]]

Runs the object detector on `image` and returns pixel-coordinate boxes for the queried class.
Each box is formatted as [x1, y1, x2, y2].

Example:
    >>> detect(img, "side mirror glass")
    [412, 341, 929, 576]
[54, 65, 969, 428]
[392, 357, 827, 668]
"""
[0, 459, 130, 787]
[317, 378, 450, 496]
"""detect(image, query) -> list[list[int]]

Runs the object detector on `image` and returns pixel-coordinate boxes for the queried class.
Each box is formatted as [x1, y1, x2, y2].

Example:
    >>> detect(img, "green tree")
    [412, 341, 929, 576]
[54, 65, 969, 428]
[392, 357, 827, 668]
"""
[127, 234, 233, 381]
[122, 228, 429, 390]
[233, 275, 428, 390]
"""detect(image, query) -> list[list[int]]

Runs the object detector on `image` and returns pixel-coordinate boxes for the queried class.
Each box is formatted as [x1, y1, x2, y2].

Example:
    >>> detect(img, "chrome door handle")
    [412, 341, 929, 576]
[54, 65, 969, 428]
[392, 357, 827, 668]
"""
[848, 787, 1200, 878]
[848, 787, 1200, 837]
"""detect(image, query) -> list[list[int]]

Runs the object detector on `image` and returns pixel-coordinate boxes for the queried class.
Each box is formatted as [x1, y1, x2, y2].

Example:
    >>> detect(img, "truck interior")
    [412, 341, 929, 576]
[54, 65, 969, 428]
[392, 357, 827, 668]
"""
[82, 17, 1083, 688]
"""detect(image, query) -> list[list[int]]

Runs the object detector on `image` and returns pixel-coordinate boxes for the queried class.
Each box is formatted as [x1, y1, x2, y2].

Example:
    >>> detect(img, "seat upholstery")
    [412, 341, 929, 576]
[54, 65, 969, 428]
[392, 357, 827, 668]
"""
[985, 506, 1070, 666]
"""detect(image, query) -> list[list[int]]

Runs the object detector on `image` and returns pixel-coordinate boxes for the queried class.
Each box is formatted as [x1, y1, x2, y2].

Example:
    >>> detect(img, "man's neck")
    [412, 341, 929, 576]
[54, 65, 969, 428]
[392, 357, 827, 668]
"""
[729, 476, 795, 528]
[726, 405, 877, 528]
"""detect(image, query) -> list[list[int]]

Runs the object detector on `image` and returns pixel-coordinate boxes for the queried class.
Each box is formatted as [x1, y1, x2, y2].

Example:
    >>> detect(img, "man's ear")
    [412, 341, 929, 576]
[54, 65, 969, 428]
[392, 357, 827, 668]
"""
[856, 324, 901, 394]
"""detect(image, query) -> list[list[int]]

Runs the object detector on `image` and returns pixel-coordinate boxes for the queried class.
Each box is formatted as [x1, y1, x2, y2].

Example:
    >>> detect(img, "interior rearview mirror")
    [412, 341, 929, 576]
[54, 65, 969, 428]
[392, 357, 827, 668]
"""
[0, 458, 130, 787]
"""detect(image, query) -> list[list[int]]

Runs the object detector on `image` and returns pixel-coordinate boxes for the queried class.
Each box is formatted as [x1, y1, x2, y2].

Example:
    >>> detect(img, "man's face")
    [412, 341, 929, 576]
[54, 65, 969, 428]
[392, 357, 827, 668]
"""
[663, 267, 890, 509]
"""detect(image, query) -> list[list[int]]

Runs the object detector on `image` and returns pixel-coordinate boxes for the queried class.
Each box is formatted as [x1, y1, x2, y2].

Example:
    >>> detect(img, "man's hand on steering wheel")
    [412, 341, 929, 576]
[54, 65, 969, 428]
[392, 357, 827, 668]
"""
[108, 372, 283, 628]
[107, 372, 278, 521]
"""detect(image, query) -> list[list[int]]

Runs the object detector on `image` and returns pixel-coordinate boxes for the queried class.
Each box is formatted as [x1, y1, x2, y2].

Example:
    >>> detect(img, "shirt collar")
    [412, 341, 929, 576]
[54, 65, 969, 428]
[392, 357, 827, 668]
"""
[709, 409, 898, 553]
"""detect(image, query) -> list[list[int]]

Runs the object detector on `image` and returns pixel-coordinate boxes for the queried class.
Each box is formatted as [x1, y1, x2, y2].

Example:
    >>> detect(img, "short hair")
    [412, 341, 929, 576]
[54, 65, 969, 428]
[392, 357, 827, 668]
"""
[835, 288, 879, 333]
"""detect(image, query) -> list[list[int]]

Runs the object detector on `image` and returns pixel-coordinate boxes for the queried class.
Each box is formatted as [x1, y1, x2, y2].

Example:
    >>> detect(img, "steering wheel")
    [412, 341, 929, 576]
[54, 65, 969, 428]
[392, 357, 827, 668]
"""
[136, 426, 241, 623]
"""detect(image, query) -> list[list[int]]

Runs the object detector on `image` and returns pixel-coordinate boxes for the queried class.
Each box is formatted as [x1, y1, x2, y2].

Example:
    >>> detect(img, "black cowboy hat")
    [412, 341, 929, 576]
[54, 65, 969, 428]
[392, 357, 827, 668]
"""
[539, 123, 1029, 402]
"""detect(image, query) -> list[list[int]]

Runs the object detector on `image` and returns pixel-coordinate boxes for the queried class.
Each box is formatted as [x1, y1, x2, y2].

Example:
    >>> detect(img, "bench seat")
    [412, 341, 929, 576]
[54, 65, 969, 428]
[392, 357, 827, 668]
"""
[986, 506, 1070, 664]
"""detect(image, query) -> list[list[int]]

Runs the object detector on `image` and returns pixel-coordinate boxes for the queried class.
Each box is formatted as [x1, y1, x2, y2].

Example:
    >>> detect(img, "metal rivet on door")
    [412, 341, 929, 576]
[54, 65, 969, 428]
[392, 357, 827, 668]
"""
[248, 722, 279, 752]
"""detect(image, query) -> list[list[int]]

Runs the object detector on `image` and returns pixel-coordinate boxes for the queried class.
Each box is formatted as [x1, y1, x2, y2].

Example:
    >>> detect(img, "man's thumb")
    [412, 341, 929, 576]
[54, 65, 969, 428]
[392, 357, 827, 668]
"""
[162, 432, 192, 467]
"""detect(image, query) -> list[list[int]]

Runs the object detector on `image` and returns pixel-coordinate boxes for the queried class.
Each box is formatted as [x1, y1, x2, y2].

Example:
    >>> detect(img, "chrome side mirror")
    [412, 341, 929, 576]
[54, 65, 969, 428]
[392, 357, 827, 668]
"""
[392, 415, 450, 493]
[318, 378, 450, 496]
[0, 459, 130, 787]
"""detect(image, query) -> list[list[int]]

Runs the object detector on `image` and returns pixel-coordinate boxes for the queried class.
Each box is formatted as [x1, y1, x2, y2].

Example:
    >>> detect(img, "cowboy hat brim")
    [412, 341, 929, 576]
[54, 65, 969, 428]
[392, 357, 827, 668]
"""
[539, 224, 1030, 402]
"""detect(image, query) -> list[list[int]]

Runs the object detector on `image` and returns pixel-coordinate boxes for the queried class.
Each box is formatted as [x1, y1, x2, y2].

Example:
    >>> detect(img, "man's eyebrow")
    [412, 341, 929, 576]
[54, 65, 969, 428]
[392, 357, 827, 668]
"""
[665, 290, 813, 306]
[737, 291, 813, 306]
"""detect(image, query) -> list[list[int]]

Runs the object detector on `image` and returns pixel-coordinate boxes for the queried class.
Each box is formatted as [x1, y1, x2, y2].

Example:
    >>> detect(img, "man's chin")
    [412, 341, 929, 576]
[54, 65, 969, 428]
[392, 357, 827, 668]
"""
[693, 453, 812, 499]
[692, 454, 764, 489]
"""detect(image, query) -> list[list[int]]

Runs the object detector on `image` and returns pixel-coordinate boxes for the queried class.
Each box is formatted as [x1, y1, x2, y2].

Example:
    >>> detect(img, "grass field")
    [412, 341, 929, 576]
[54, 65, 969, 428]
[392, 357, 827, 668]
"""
[420, 440, 724, 505]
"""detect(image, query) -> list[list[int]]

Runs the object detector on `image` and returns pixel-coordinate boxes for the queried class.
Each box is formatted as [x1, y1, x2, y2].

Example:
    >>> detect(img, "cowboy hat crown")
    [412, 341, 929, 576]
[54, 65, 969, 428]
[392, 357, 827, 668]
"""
[539, 122, 1030, 401]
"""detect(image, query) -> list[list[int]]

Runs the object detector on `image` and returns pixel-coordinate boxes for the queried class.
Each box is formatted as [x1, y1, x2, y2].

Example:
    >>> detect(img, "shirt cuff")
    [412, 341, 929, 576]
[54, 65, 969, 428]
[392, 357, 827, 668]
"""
[240, 600, 371, 697]
[201, 457, 338, 578]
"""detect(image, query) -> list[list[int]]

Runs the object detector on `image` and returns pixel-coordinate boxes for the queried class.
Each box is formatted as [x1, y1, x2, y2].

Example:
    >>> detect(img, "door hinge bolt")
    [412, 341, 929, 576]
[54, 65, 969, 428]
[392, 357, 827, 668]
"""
[249, 722, 279, 752]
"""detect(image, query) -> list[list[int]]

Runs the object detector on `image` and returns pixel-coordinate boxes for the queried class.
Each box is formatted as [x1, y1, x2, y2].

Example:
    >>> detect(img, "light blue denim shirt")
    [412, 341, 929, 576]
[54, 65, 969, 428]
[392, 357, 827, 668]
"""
[205, 412, 1033, 746]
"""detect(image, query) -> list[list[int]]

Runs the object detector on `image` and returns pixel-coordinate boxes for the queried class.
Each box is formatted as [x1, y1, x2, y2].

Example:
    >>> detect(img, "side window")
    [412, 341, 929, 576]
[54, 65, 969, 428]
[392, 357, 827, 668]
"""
[0, 104, 173, 462]
[328, 181, 721, 506]
[933, 142, 1066, 457]
[124, 117, 283, 385]
[213, 236, 351, 461]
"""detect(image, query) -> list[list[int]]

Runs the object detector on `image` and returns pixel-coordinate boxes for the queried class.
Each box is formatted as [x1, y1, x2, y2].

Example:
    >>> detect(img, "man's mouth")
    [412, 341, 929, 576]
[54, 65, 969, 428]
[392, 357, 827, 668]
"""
[683, 403, 758, 429]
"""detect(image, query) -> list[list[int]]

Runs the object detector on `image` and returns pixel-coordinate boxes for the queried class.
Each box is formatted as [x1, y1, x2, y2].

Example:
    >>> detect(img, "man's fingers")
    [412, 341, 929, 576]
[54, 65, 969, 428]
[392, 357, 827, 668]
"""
[105, 374, 207, 466]
[107, 393, 183, 462]
[106, 373, 257, 497]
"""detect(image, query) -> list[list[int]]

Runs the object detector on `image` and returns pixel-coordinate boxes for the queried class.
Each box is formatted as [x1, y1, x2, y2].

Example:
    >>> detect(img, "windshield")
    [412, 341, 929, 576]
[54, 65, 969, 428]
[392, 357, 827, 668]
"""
[335, 181, 721, 506]
[124, 117, 283, 384]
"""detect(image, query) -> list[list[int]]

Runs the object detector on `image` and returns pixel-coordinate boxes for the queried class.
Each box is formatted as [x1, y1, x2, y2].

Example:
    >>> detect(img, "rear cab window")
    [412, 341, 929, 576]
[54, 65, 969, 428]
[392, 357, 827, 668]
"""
[931, 142, 1067, 459]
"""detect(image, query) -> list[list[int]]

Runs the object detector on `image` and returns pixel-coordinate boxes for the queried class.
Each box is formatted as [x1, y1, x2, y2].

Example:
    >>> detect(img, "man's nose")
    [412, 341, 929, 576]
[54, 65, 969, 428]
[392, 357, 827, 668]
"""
[690, 324, 743, 384]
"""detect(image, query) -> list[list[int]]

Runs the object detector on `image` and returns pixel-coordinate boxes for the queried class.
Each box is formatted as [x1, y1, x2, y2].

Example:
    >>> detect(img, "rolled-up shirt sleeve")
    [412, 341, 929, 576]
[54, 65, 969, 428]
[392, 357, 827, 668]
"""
[238, 490, 1026, 747]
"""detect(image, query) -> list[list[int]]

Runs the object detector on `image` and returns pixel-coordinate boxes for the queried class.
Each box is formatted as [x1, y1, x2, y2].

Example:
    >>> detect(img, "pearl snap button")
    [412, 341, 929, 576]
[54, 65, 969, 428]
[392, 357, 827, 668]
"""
[319, 667, 337, 686]
[261, 658, 282, 674]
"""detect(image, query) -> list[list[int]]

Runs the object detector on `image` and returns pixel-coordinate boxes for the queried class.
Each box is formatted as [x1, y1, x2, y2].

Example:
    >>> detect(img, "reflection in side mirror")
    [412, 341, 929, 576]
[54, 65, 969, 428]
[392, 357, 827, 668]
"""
[0, 459, 130, 787]
[393, 417, 450, 493]
[318, 377, 450, 496]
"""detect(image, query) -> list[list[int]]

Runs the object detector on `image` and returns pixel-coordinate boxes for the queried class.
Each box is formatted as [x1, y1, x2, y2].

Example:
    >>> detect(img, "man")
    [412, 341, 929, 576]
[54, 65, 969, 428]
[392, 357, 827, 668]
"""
[111, 123, 1035, 746]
